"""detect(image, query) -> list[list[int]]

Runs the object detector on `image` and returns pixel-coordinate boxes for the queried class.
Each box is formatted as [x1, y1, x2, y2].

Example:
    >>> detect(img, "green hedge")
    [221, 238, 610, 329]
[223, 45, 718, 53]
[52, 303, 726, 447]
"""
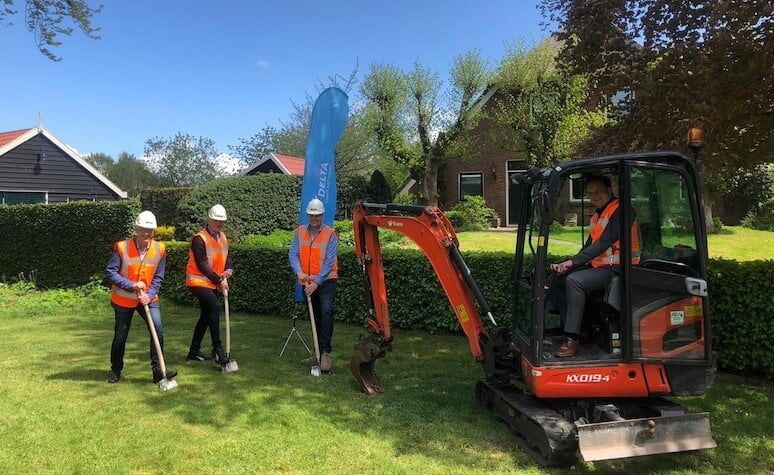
[0, 200, 140, 288]
[162, 243, 773, 377]
[175, 174, 301, 241]
[140, 187, 194, 226]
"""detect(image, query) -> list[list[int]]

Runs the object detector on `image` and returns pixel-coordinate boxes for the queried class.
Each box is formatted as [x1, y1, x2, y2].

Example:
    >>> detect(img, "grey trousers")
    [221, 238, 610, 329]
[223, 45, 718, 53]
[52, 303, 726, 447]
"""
[550, 267, 615, 335]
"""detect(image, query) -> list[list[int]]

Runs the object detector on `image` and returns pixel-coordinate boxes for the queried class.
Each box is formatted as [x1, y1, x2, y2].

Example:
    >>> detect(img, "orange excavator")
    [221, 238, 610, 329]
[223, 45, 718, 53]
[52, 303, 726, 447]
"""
[349, 149, 716, 466]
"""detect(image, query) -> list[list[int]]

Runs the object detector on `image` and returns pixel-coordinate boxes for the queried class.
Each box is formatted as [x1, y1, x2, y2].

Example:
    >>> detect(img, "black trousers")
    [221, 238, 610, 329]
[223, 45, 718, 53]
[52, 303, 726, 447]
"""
[110, 303, 164, 374]
[308, 279, 336, 354]
[548, 267, 615, 335]
[188, 286, 223, 353]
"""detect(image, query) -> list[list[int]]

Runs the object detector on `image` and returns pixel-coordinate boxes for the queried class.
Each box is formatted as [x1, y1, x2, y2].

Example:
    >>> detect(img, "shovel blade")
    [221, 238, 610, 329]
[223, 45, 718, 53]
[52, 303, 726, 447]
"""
[578, 412, 716, 462]
[158, 378, 178, 391]
[311, 365, 322, 377]
[221, 360, 239, 374]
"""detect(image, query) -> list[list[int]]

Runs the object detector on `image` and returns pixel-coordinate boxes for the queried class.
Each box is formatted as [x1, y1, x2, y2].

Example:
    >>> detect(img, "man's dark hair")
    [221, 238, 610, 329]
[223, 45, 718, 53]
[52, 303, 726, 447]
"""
[585, 174, 612, 189]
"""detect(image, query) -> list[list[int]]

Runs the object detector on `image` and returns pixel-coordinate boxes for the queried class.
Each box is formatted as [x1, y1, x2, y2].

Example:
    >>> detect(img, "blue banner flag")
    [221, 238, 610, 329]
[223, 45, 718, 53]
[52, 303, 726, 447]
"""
[295, 87, 349, 301]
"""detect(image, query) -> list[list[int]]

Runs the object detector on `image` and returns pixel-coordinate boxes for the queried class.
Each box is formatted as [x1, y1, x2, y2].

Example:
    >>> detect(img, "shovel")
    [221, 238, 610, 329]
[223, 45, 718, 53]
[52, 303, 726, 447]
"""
[305, 290, 322, 377]
[221, 282, 239, 374]
[141, 294, 178, 391]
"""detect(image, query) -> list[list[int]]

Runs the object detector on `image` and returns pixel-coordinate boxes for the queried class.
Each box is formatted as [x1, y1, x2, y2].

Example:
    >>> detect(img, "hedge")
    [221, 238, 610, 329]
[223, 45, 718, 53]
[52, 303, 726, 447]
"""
[0, 200, 140, 288]
[139, 187, 194, 226]
[175, 174, 301, 241]
[161, 243, 773, 378]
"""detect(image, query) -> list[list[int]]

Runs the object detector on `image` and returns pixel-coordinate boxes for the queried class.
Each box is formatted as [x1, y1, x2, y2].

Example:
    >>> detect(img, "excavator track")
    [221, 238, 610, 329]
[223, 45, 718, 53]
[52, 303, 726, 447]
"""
[475, 379, 578, 468]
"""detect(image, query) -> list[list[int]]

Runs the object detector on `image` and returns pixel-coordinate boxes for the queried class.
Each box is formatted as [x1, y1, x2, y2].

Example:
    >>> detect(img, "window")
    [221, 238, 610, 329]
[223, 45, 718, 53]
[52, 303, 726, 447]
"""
[0, 191, 47, 205]
[507, 160, 527, 171]
[569, 175, 584, 201]
[459, 172, 483, 200]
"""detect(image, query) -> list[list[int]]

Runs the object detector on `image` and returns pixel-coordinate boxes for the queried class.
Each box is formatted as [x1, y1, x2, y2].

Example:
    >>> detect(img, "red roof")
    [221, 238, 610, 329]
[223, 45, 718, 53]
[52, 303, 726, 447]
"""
[0, 128, 33, 149]
[274, 154, 305, 175]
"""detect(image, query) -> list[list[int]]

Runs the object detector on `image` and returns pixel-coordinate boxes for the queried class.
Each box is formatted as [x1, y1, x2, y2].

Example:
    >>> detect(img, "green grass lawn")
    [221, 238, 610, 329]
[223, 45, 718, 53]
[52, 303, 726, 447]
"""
[454, 226, 774, 261]
[0, 284, 772, 473]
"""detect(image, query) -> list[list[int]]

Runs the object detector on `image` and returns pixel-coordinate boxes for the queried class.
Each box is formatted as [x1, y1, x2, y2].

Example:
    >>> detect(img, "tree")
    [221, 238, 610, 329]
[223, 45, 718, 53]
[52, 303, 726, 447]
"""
[143, 133, 225, 187]
[0, 0, 102, 61]
[231, 67, 379, 177]
[105, 152, 170, 198]
[83, 152, 113, 174]
[541, 0, 773, 227]
[361, 51, 491, 205]
[368, 169, 392, 203]
[491, 38, 607, 167]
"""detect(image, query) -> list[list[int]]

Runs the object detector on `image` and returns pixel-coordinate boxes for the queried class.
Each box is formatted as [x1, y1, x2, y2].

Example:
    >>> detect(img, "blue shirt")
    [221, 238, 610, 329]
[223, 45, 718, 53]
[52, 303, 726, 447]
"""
[105, 242, 166, 309]
[289, 224, 339, 285]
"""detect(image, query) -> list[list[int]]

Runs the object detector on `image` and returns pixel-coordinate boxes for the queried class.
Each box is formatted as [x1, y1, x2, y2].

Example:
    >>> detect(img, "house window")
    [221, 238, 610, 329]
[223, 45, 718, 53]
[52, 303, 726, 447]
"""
[0, 191, 47, 205]
[569, 175, 585, 202]
[507, 160, 527, 171]
[459, 172, 483, 200]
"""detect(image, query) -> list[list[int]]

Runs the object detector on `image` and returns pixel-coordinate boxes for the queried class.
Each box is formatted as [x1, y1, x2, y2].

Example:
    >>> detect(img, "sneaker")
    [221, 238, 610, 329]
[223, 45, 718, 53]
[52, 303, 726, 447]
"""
[187, 350, 211, 361]
[153, 369, 178, 384]
[320, 352, 332, 372]
[213, 348, 228, 364]
[107, 371, 121, 384]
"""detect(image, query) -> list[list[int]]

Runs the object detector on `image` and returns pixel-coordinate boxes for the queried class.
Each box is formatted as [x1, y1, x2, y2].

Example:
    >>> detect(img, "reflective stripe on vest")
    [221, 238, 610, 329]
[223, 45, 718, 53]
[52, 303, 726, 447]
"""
[296, 225, 339, 281]
[588, 199, 642, 268]
[110, 239, 165, 307]
[185, 229, 229, 289]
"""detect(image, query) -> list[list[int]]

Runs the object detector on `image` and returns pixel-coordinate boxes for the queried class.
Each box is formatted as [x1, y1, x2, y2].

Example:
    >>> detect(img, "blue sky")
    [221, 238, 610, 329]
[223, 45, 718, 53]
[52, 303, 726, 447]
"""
[1, 1, 547, 158]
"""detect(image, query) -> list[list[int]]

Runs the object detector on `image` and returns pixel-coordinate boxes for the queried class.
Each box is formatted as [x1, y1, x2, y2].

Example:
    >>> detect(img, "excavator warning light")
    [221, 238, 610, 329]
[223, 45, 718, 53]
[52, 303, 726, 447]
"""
[687, 127, 704, 151]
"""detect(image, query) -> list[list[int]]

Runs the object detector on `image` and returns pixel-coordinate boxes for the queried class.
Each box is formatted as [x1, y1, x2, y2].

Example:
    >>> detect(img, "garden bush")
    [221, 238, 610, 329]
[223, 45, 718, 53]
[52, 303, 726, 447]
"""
[0, 200, 139, 287]
[448, 196, 499, 231]
[154, 226, 175, 241]
[740, 199, 774, 231]
[140, 187, 194, 226]
[175, 174, 301, 242]
[393, 191, 418, 205]
[162, 243, 773, 377]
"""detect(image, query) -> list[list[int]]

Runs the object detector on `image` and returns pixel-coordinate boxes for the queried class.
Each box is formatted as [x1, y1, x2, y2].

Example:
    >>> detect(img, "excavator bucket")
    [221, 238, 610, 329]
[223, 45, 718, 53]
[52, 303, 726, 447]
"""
[577, 412, 716, 462]
[350, 337, 388, 395]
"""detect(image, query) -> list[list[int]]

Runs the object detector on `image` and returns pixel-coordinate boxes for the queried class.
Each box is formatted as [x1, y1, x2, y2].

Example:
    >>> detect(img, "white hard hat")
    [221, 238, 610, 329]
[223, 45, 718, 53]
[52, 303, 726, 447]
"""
[306, 198, 324, 215]
[208, 204, 227, 221]
[135, 210, 158, 230]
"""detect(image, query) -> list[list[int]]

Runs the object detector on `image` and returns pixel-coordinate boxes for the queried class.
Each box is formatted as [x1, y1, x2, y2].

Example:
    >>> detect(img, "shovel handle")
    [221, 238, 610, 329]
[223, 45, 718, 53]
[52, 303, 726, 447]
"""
[306, 293, 321, 364]
[140, 292, 167, 377]
[223, 279, 230, 355]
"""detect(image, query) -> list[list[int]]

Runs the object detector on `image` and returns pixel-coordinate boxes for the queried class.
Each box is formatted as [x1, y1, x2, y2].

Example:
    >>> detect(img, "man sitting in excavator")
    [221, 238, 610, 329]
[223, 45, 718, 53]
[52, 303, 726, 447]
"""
[548, 174, 641, 358]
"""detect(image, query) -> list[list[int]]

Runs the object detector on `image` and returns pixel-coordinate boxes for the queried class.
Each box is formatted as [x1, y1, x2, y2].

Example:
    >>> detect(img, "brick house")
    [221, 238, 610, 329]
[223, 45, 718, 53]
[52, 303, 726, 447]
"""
[240, 153, 305, 176]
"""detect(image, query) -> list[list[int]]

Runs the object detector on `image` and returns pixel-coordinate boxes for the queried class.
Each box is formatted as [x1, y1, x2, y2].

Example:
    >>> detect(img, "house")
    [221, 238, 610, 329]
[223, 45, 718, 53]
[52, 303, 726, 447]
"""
[0, 126, 127, 204]
[240, 153, 305, 176]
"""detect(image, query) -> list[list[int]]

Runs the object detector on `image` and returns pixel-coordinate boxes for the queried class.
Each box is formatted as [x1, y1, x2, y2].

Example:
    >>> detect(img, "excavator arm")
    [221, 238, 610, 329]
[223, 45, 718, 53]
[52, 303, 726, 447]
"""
[350, 201, 497, 395]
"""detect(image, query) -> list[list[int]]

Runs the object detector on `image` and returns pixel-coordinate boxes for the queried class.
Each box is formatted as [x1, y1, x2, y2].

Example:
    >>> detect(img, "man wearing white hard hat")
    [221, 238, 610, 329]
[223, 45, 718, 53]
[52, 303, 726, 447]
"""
[185, 204, 234, 363]
[289, 198, 339, 372]
[105, 210, 176, 385]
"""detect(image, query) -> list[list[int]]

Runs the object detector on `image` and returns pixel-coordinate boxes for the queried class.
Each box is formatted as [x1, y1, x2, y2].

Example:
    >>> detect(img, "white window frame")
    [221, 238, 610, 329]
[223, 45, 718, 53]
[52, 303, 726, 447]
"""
[569, 176, 585, 203]
[458, 172, 484, 201]
[0, 189, 49, 205]
[505, 160, 527, 227]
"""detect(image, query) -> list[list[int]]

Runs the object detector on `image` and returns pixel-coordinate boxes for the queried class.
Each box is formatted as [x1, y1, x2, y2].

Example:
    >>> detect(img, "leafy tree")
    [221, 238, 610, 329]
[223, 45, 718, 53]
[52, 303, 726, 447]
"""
[0, 0, 102, 61]
[105, 152, 170, 198]
[368, 169, 392, 203]
[541, 0, 773, 227]
[143, 133, 225, 187]
[491, 38, 607, 166]
[83, 152, 113, 174]
[361, 51, 491, 205]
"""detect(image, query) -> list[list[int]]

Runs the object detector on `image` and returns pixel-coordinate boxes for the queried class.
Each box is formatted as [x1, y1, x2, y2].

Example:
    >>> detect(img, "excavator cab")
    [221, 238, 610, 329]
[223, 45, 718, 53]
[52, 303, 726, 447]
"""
[349, 150, 716, 466]
[511, 152, 713, 383]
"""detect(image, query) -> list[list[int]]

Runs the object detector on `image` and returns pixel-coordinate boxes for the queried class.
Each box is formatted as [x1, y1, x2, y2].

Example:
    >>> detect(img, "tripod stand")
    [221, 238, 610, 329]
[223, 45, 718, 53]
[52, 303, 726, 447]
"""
[278, 315, 313, 357]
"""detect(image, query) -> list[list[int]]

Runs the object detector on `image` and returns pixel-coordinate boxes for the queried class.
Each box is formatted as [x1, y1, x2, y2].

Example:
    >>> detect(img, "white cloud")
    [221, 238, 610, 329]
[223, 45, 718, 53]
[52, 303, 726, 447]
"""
[215, 153, 243, 175]
[257, 60, 270, 68]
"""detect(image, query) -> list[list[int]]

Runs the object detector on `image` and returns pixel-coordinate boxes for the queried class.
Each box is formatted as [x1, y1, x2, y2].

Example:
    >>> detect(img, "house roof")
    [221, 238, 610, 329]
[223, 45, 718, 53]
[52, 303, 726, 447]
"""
[0, 126, 128, 198]
[0, 128, 33, 148]
[241, 152, 305, 176]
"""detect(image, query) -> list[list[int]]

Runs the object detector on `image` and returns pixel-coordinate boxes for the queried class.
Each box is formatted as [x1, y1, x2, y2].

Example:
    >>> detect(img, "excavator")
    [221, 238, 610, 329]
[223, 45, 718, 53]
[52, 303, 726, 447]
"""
[349, 140, 716, 466]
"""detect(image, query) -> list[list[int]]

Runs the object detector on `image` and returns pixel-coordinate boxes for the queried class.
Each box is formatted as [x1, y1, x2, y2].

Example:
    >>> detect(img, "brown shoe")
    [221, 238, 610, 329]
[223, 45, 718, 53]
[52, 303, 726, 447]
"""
[555, 338, 579, 357]
[320, 352, 332, 372]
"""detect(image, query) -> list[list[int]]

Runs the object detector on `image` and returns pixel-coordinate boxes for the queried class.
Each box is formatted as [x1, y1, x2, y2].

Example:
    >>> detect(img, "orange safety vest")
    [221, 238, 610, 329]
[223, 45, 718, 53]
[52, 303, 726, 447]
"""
[111, 238, 166, 307]
[186, 229, 229, 289]
[589, 198, 642, 268]
[296, 224, 339, 282]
